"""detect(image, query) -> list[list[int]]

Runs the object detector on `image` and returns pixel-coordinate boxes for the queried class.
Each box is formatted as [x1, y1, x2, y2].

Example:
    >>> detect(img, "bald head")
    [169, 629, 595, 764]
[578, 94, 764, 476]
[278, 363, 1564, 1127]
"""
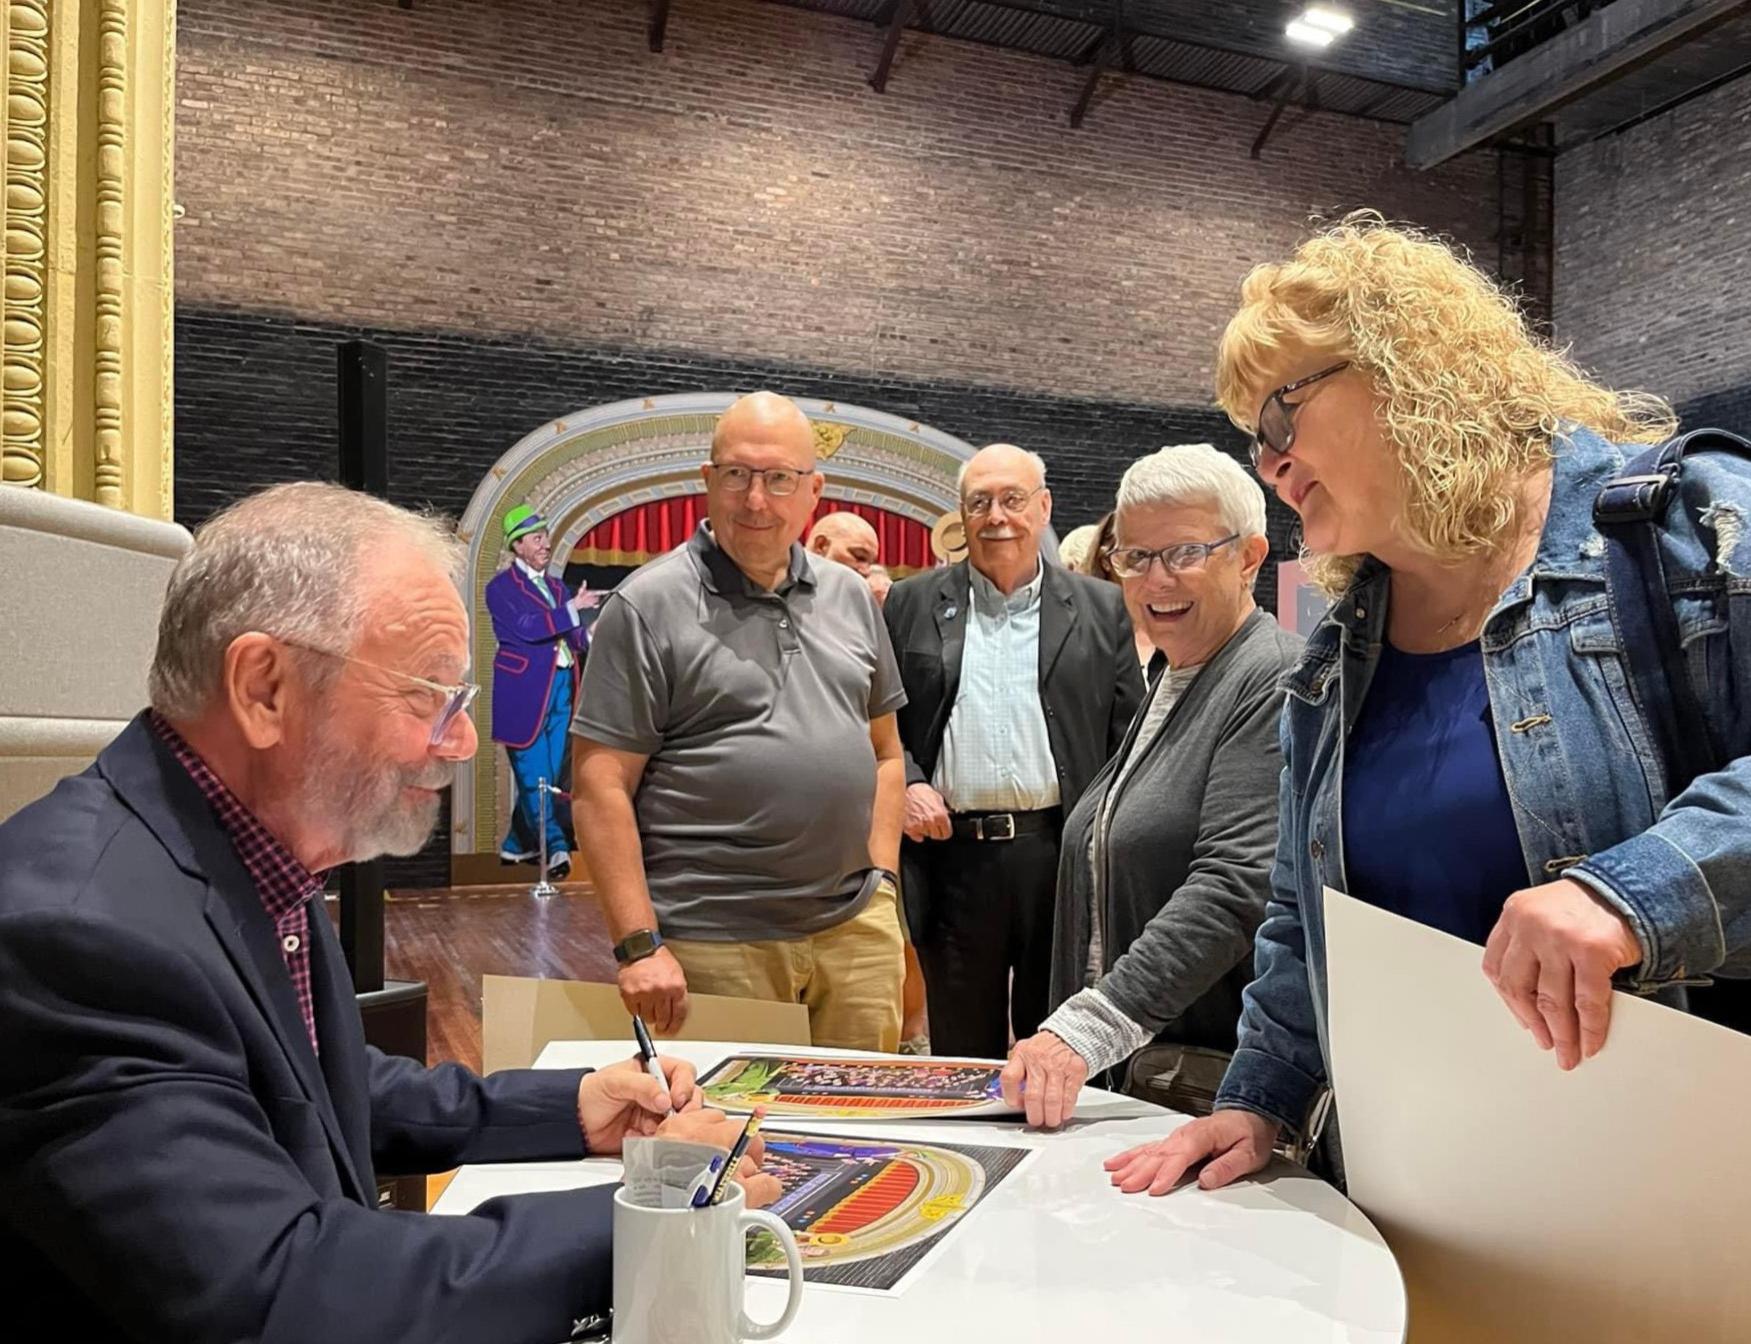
[702, 390, 826, 590]
[956, 443, 1047, 494]
[807, 511, 880, 576]
[712, 390, 815, 466]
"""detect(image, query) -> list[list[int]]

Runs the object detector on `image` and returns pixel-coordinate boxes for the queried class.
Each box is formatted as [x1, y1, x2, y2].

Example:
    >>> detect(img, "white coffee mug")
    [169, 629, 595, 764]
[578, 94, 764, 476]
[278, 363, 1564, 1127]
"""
[612, 1182, 804, 1344]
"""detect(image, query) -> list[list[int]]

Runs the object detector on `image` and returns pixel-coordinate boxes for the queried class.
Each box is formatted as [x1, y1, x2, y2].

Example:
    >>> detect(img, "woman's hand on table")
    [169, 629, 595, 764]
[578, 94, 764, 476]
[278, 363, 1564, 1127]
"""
[1001, 1031, 1088, 1129]
[657, 1109, 783, 1209]
[576, 1054, 702, 1154]
[1106, 1109, 1280, 1195]
[1482, 877, 1644, 1071]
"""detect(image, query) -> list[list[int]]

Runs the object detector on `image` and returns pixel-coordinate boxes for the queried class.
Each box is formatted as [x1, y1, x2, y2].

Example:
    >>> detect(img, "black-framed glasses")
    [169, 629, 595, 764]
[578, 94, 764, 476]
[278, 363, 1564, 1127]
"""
[964, 483, 1046, 518]
[707, 463, 807, 497]
[281, 639, 479, 746]
[1105, 534, 1241, 578]
[1251, 361, 1350, 467]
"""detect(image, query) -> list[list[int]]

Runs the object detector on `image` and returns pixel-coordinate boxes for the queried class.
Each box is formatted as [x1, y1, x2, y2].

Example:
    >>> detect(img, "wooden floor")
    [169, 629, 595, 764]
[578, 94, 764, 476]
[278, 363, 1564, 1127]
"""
[380, 880, 616, 1074]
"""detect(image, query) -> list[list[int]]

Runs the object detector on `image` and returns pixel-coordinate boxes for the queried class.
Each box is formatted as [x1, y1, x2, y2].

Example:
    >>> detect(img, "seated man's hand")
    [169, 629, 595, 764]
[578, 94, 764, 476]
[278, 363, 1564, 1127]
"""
[1001, 1031, 1088, 1129]
[576, 1054, 702, 1155]
[658, 1108, 783, 1209]
[1105, 1109, 1279, 1196]
[618, 946, 690, 1034]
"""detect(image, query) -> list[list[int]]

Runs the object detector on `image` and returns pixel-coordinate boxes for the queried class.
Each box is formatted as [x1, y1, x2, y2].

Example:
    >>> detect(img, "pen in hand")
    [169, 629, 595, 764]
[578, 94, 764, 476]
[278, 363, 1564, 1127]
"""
[631, 1013, 671, 1110]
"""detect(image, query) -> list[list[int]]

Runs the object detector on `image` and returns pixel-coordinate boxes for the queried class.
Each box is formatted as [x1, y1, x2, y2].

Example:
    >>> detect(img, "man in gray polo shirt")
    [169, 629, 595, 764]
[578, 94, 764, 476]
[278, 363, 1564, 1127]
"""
[571, 391, 909, 1050]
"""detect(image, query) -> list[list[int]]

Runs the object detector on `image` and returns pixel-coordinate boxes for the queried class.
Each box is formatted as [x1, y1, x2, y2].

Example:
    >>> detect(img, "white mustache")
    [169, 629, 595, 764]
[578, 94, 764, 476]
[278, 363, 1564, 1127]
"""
[978, 527, 1021, 540]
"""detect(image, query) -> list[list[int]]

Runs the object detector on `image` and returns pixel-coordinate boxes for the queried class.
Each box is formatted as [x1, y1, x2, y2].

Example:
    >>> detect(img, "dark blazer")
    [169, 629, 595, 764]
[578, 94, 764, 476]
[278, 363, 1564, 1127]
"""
[884, 560, 1145, 939]
[0, 715, 614, 1344]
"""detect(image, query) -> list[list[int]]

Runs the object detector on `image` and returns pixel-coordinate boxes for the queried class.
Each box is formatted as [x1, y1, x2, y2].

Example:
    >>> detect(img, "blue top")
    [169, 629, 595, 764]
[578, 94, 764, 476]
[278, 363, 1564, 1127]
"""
[1342, 640, 1528, 945]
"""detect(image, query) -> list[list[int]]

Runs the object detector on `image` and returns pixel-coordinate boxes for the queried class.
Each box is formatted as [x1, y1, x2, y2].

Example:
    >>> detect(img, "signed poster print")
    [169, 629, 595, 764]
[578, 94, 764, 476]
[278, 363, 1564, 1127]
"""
[698, 1054, 1018, 1120]
[745, 1131, 1030, 1294]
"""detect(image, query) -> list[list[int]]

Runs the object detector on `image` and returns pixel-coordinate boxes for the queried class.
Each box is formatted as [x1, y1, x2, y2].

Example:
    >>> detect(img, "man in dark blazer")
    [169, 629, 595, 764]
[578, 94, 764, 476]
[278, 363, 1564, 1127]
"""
[886, 445, 1144, 1058]
[0, 483, 766, 1344]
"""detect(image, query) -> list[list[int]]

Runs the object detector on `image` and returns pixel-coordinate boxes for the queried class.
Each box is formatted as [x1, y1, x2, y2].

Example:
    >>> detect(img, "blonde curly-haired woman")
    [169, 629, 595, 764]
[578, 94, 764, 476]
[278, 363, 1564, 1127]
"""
[1109, 214, 1751, 1196]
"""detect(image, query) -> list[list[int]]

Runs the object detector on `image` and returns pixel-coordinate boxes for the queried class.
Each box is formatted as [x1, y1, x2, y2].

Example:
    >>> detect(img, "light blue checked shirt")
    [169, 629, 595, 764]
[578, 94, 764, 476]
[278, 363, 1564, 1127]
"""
[932, 561, 1061, 812]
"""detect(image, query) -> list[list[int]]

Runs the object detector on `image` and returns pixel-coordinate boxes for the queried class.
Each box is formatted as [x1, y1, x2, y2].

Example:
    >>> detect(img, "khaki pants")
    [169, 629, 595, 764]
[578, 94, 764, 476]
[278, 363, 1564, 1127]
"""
[666, 887, 904, 1052]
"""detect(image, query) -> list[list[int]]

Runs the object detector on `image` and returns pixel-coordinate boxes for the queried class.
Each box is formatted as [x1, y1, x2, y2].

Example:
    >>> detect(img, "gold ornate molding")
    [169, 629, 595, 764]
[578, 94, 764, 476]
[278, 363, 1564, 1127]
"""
[1, 0, 174, 520]
[94, 0, 127, 509]
[4, 0, 50, 493]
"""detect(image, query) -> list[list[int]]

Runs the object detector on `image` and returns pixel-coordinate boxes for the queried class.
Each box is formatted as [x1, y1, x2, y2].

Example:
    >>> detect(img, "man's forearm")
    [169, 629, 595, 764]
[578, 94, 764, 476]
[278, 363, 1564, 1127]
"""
[572, 785, 660, 941]
[868, 754, 905, 873]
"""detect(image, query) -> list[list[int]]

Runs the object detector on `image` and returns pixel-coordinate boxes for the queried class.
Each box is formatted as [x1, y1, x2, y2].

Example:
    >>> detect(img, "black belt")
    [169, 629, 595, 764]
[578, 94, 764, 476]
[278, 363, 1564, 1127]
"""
[948, 807, 1062, 842]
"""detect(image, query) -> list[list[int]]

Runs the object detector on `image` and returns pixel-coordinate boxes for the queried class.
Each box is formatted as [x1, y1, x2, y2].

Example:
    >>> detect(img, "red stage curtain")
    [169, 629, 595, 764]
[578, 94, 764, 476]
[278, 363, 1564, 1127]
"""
[572, 495, 933, 573]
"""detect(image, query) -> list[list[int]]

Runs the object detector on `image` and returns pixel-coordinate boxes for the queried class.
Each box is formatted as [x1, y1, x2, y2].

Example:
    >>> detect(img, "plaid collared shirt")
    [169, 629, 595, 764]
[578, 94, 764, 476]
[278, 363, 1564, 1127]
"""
[149, 712, 324, 1055]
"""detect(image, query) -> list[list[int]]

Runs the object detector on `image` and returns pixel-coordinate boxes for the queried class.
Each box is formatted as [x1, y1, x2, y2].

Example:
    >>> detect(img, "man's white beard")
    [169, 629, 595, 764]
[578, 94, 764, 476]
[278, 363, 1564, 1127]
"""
[300, 719, 453, 863]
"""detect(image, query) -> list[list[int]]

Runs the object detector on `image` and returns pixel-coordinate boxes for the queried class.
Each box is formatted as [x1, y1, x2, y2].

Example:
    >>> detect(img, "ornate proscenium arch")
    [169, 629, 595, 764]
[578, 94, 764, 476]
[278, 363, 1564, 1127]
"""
[450, 392, 982, 870]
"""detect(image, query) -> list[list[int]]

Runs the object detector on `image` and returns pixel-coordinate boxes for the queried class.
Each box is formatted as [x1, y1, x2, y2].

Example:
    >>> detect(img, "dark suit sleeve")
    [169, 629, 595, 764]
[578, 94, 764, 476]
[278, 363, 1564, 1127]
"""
[883, 585, 930, 787]
[0, 910, 614, 1344]
[1107, 593, 1146, 757]
[369, 1049, 588, 1174]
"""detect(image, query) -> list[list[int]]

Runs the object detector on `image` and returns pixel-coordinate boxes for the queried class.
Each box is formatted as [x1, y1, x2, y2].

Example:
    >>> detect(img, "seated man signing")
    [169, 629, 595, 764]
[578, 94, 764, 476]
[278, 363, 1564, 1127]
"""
[573, 391, 910, 1051]
[0, 483, 772, 1344]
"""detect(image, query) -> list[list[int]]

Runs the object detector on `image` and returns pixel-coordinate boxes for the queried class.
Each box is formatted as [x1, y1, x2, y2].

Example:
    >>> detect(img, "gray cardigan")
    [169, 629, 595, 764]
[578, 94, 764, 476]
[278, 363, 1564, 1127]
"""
[1048, 610, 1303, 1054]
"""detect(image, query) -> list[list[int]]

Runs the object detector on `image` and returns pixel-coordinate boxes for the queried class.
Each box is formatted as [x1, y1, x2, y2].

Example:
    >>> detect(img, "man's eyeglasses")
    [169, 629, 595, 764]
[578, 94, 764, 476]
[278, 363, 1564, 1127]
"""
[1251, 361, 1350, 468]
[1105, 534, 1241, 578]
[963, 483, 1046, 518]
[281, 640, 479, 746]
[707, 464, 807, 497]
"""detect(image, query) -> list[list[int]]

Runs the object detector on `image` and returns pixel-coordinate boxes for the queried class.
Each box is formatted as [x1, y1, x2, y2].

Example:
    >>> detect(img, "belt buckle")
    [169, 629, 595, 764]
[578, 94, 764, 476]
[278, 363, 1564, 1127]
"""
[977, 813, 1016, 842]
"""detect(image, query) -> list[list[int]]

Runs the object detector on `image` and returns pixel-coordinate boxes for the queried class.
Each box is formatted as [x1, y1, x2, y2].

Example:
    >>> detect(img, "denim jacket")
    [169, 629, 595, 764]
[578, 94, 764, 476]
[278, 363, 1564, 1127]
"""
[1215, 424, 1751, 1137]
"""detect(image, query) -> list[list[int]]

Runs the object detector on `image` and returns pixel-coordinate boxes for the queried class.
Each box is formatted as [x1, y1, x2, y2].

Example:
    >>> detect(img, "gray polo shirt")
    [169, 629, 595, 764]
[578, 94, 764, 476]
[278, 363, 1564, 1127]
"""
[572, 522, 907, 942]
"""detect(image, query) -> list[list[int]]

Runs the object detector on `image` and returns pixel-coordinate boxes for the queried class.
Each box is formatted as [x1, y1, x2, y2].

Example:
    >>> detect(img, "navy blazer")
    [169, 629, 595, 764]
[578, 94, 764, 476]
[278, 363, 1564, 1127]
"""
[0, 715, 615, 1343]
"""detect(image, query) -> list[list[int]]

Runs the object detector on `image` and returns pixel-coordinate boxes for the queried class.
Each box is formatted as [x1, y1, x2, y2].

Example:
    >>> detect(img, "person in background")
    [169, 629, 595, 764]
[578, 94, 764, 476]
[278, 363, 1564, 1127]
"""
[0, 483, 773, 1344]
[802, 523, 929, 1052]
[806, 510, 881, 577]
[573, 391, 910, 1050]
[1067, 510, 1156, 671]
[1003, 445, 1299, 1127]
[866, 563, 894, 609]
[886, 445, 1144, 1059]
[484, 505, 597, 878]
[1111, 214, 1751, 1198]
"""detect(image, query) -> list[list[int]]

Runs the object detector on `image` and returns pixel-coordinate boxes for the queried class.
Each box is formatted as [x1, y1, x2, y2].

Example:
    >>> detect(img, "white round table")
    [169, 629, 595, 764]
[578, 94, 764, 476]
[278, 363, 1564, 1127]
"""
[434, 1041, 1405, 1343]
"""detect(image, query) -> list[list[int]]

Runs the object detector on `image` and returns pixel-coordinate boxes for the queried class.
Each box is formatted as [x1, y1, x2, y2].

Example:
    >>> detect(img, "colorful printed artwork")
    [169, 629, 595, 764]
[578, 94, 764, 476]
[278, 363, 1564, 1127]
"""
[745, 1131, 1030, 1294]
[698, 1054, 1017, 1120]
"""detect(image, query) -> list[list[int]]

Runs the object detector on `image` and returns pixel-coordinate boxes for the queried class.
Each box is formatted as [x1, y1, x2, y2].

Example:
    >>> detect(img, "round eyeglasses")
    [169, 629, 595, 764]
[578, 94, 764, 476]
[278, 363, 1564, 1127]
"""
[707, 464, 806, 497]
[1105, 534, 1241, 578]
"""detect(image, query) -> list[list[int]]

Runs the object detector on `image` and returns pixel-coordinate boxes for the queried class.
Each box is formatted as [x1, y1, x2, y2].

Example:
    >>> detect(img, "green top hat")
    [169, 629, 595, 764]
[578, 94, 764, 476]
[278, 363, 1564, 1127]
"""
[503, 505, 549, 544]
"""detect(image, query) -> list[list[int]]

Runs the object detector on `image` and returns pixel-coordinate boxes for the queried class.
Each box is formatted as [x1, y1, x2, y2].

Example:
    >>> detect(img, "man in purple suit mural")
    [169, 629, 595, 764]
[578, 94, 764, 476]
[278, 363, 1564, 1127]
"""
[486, 505, 597, 877]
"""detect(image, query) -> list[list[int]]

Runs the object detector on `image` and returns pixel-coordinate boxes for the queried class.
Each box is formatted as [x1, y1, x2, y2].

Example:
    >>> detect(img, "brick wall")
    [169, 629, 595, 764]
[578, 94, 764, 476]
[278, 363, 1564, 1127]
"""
[1555, 76, 1751, 427]
[176, 0, 1502, 410]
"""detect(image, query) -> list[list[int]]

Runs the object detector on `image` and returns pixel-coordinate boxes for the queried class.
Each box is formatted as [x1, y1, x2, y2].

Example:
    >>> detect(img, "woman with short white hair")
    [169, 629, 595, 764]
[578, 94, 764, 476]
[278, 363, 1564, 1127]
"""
[1002, 443, 1302, 1127]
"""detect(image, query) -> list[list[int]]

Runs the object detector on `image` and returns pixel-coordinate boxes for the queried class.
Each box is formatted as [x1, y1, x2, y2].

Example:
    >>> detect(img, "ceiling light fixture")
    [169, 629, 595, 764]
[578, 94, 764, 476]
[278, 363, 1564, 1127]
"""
[1303, 7, 1356, 35]
[1285, 18, 1338, 47]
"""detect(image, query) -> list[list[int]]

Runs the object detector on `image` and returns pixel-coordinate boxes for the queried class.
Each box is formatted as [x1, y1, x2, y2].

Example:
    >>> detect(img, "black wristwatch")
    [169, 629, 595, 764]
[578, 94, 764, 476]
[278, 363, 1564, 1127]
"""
[612, 928, 664, 967]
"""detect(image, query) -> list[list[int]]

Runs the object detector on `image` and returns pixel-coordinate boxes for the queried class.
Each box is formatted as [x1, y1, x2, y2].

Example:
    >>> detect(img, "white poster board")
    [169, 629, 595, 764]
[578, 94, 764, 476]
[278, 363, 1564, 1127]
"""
[1325, 886, 1751, 1343]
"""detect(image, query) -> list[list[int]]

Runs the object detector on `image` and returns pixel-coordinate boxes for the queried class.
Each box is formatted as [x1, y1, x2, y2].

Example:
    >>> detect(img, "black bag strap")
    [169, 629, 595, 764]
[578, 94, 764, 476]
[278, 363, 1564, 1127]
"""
[1593, 428, 1751, 797]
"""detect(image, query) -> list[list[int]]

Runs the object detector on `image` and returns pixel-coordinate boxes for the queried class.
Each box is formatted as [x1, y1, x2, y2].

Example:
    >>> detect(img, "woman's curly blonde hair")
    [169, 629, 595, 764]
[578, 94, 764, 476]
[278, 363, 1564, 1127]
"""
[1215, 212, 1677, 596]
